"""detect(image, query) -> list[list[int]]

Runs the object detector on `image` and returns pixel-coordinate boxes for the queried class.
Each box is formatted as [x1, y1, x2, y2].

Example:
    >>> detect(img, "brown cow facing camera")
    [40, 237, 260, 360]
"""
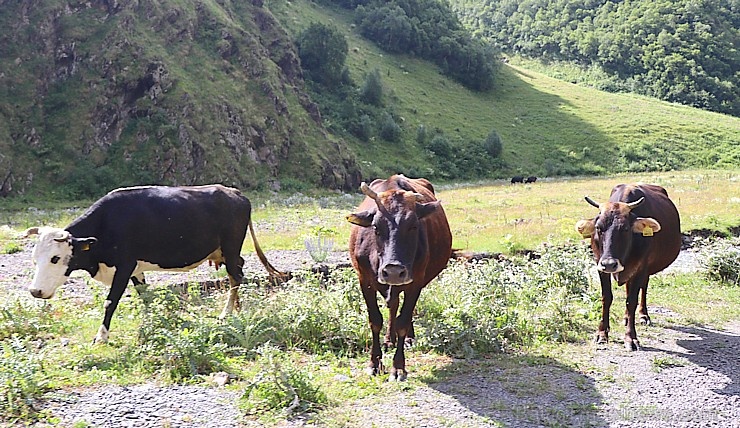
[347, 175, 452, 381]
[576, 183, 681, 351]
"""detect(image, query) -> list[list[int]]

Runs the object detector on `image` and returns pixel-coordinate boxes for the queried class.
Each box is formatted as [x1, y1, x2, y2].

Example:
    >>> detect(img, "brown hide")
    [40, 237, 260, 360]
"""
[578, 183, 681, 351]
[596, 184, 681, 281]
[348, 175, 452, 380]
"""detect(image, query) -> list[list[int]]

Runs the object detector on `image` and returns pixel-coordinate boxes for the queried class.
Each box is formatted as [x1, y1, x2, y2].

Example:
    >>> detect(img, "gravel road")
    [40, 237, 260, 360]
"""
[2, 242, 739, 428]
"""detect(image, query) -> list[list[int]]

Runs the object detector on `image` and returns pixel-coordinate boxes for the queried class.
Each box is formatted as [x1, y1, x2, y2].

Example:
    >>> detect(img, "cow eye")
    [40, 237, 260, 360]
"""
[50, 256, 60, 264]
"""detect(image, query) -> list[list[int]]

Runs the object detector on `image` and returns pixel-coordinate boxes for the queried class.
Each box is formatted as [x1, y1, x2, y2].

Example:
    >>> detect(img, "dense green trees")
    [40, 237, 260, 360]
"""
[324, 0, 499, 91]
[296, 23, 349, 85]
[451, 0, 739, 116]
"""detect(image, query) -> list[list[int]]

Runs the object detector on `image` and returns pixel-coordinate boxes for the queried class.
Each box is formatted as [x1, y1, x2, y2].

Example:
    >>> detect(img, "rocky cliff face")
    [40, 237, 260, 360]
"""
[0, 0, 360, 197]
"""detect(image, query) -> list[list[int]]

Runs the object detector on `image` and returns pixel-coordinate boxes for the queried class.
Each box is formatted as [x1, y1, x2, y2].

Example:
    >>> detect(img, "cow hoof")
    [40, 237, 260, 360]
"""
[404, 337, 415, 349]
[388, 370, 407, 382]
[92, 326, 109, 345]
[625, 339, 641, 351]
[594, 333, 608, 345]
[640, 316, 652, 326]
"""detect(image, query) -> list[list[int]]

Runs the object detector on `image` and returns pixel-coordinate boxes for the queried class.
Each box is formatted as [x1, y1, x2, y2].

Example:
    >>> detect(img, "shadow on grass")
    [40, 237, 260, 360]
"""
[423, 354, 608, 427]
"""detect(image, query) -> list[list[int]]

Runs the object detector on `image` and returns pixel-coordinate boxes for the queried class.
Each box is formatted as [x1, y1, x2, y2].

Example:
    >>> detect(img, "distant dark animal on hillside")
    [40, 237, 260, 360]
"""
[347, 174, 452, 381]
[511, 176, 524, 184]
[575, 183, 681, 351]
[25, 184, 287, 344]
[525, 176, 537, 183]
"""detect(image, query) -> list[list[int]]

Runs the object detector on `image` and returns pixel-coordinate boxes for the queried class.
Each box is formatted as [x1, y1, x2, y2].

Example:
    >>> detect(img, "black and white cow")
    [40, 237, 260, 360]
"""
[25, 184, 286, 343]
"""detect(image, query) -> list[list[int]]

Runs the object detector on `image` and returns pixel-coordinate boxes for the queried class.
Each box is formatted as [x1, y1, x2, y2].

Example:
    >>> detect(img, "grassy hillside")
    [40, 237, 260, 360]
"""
[0, 0, 360, 198]
[269, 0, 739, 181]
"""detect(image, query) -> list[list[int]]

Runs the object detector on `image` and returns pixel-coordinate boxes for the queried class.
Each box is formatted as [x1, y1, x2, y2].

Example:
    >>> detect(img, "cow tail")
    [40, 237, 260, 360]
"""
[248, 219, 290, 283]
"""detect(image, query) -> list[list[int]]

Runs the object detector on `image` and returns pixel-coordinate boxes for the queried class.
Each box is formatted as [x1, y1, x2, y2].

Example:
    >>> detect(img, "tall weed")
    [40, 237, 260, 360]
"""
[0, 338, 48, 422]
[136, 287, 228, 382]
[417, 244, 598, 357]
[0, 299, 58, 341]
[240, 344, 327, 418]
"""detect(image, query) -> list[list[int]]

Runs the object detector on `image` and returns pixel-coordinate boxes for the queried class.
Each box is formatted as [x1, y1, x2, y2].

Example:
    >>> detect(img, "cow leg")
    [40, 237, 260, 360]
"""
[637, 278, 651, 325]
[95, 263, 135, 344]
[624, 273, 647, 351]
[361, 284, 384, 376]
[596, 273, 613, 345]
[389, 288, 421, 382]
[406, 317, 415, 348]
[219, 253, 245, 319]
[130, 273, 148, 295]
[384, 287, 399, 351]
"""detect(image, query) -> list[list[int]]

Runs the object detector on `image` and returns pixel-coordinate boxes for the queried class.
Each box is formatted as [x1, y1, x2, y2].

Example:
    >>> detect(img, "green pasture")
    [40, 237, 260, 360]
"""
[235, 169, 740, 255]
[1, 170, 738, 256]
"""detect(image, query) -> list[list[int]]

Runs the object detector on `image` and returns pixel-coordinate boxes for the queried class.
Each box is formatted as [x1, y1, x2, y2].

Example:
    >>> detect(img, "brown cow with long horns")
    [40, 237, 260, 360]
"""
[576, 183, 681, 351]
[347, 175, 452, 380]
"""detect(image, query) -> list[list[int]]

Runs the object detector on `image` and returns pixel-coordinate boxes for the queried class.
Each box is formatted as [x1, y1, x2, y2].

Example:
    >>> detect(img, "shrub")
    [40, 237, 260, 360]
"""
[0, 299, 57, 341]
[416, 124, 428, 145]
[136, 288, 228, 381]
[0, 338, 48, 422]
[296, 23, 349, 87]
[700, 239, 740, 286]
[261, 270, 369, 356]
[360, 69, 383, 106]
[378, 112, 402, 142]
[240, 344, 327, 417]
[356, 114, 374, 142]
[483, 129, 503, 158]
[303, 226, 337, 263]
[416, 244, 597, 356]
[427, 134, 452, 158]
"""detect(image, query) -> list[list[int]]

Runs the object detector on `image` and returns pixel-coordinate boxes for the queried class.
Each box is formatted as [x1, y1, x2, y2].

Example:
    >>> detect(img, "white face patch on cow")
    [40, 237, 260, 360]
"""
[29, 227, 74, 299]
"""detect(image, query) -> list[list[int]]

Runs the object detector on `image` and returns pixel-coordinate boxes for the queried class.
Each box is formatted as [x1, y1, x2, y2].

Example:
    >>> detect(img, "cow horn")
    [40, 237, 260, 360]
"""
[413, 192, 425, 202]
[584, 196, 600, 208]
[53, 231, 71, 242]
[626, 197, 645, 210]
[360, 182, 380, 202]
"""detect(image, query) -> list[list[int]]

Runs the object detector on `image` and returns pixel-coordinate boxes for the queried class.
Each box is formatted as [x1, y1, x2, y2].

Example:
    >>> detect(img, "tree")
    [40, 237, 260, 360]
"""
[379, 112, 402, 142]
[296, 23, 349, 86]
[361, 69, 384, 106]
[483, 129, 503, 158]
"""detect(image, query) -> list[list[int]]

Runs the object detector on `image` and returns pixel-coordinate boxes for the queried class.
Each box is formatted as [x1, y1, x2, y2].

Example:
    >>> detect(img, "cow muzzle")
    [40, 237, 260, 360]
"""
[597, 257, 624, 274]
[379, 263, 412, 285]
[29, 288, 53, 299]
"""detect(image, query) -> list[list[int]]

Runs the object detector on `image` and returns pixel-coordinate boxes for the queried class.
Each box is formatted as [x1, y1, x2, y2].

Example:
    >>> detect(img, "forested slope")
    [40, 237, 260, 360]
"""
[450, 0, 740, 117]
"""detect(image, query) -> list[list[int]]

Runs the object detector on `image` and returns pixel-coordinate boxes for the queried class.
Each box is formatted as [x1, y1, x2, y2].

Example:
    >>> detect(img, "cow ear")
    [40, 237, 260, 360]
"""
[416, 201, 440, 219]
[575, 219, 596, 238]
[24, 227, 41, 237]
[633, 218, 661, 236]
[72, 237, 98, 251]
[346, 210, 374, 227]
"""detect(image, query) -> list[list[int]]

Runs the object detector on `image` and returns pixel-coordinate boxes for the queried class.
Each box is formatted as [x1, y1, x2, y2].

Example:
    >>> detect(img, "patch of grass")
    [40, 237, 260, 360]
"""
[648, 272, 740, 329]
[440, 170, 740, 253]
[3, 170, 736, 255]
[650, 355, 686, 373]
